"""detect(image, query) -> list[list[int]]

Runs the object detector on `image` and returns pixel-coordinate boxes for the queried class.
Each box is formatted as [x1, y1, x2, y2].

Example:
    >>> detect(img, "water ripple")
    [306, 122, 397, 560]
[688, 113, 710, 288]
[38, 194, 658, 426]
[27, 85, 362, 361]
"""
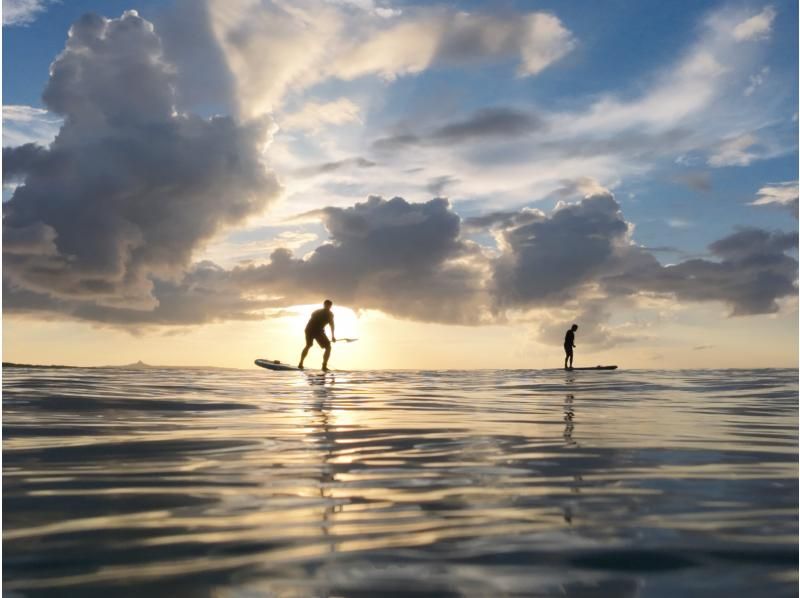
[3, 366, 797, 597]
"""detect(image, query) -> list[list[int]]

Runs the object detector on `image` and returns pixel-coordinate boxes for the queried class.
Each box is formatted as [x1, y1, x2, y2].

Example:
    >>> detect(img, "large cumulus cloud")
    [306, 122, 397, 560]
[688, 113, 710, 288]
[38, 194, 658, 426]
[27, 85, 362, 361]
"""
[485, 192, 798, 317]
[3, 11, 279, 310]
[604, 228, 798, 315]
[232, 196, 489, 324]
[6, 185, 796, 332]
[228, 192, 796, 327]
[490, 193, 631, 307]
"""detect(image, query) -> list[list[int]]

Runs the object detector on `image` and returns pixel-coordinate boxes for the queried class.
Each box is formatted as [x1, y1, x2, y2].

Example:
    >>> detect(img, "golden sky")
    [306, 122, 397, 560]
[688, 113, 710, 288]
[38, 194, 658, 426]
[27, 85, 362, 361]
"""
[3, 4, 797, 370]
[4, 301, 797, 369]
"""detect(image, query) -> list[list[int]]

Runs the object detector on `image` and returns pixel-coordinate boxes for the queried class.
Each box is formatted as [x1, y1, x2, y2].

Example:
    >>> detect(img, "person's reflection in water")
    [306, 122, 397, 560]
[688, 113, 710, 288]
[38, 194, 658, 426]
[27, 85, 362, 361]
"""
[306, 372, 339, 597]
[562, 393, 583, 525]
[563, 393, 576, 447]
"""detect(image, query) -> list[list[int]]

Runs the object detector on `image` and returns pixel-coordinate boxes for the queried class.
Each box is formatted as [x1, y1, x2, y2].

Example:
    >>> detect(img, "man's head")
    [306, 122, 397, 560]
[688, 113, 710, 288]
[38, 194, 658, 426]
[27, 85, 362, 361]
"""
[571, 324, 578, 331]
[323, 299, 333, 310]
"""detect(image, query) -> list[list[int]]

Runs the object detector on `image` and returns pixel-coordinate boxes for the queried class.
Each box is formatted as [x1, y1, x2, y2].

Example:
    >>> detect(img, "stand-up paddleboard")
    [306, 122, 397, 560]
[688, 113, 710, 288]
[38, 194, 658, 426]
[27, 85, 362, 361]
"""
[567, 365, 618, 370]
[255, 359, 305, 371]
[255, 339, 357, 372]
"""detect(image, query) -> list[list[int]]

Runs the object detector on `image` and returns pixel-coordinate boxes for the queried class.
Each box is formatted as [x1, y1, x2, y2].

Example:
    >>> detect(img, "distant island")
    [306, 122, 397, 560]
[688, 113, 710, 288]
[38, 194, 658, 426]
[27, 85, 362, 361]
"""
[3, 362, 79, 369]
[3, 360, 152, 369]
[3, 361, 234, 370]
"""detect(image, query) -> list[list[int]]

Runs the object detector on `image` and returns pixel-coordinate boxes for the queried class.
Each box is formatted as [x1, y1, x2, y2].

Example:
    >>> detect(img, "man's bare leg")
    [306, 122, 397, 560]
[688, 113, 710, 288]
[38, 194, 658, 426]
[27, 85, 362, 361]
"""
[322, 346, 331, 371]
[299, 344, 312, 369]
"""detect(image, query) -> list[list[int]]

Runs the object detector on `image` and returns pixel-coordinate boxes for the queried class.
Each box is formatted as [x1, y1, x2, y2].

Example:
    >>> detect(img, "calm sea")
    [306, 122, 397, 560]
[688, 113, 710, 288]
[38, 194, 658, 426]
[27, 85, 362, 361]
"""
[3, 366, 797, 597]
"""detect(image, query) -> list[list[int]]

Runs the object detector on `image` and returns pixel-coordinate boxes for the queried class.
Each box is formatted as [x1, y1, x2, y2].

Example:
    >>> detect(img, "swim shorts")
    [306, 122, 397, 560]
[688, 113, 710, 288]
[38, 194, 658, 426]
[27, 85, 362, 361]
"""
[306, 330, 331, 349]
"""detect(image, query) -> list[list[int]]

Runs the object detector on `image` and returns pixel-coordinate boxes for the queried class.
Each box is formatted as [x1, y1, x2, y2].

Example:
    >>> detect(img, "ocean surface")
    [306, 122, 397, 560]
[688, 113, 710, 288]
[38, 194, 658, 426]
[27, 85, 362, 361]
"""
[3, 366, 798, 597]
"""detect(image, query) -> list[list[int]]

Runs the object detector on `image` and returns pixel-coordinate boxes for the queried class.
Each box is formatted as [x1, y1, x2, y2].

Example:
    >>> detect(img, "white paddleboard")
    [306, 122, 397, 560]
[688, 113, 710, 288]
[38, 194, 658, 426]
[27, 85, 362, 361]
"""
[255, 359, 305, 371]
[567, 365, 618, 370]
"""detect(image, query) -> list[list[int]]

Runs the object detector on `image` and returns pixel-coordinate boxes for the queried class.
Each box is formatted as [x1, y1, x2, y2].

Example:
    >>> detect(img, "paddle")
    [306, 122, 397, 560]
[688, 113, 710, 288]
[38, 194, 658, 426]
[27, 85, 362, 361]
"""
[333, 338, 359, 343]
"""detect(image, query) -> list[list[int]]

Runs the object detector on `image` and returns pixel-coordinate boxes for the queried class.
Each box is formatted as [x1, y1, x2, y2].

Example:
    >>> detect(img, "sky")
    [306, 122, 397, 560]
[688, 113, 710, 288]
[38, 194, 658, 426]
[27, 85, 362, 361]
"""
[2, 0, 798, 369]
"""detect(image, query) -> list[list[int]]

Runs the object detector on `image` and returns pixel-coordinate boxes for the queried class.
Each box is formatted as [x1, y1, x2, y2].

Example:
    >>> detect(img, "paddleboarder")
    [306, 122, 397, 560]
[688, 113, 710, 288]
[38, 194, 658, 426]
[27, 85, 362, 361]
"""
[299, 300, 336, 371]
[564, 324, 578, 370]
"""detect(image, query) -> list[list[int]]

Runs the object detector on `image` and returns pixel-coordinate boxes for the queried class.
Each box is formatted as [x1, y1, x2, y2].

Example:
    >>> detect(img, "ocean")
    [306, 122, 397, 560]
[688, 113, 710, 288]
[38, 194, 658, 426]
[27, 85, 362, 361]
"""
[3, 366, 797, 597]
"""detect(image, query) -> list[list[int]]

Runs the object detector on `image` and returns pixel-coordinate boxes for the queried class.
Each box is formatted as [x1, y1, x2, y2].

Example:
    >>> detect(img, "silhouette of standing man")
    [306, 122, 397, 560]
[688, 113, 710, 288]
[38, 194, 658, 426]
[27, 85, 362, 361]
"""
[564, 324, 578, 370]
[299, 300, 336, 371]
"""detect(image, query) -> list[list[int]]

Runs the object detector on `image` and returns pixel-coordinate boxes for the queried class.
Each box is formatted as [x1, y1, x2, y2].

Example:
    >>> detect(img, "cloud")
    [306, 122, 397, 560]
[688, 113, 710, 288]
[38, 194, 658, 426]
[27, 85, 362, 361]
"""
[550, 177, 613, 199]
[433, 108, 542, 142]
[8, 184, 796, 330]
[330, 9, 575, 80]
[3, 143, 48, 183]
[485, 192, 797, 317]
[2, 105, 62, 147]
[671, 171, 712, 192]
[490, 192, 631, 307]
[206, 1, 575, 118]
[604, 228, 798, 316]
[425, 175, 458, 196]
[4, 11, 279, 310]
[374, 107, 541, 150]
[2, 0, 54, 26]
[750, 181, 798, 209]
[156, 0, 238, 114]
[174, 0, 796, 236]
[744, 66, 769, 96]
[296, 156, 376, 177]
[230, 195, 489, 324]
[666, 218, 693, 229]
[732, 5, 776, 41]
[463, 207, 544, 231]
[344, 3, 790, 214]
[707, 133, 760, 166]
[199, 230, 320, 267]
[280, 98, 362, 131]
[532, 300, 640, 351]
[4, 262, 280, 326]
[326, 0, 401, 19]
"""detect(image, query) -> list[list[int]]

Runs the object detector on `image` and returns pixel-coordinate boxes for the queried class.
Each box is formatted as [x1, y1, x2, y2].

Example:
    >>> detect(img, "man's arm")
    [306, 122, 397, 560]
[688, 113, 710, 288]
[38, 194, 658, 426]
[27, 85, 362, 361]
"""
[330, 314, 336, 342]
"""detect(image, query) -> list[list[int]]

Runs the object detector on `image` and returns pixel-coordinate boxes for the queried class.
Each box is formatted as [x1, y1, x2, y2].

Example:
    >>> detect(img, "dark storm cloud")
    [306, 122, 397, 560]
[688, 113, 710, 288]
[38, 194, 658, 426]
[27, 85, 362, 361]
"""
[372, 107, 541, 151]
[3, 11, 279, 310]
[3, 143, 48, 183]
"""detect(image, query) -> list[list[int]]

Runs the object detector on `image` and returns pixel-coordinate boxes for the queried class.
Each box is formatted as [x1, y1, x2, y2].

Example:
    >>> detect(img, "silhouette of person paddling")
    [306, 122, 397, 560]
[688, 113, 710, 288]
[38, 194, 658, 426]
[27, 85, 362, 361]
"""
[564, 324, 578, 370]
[299, 300, 336, 371]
